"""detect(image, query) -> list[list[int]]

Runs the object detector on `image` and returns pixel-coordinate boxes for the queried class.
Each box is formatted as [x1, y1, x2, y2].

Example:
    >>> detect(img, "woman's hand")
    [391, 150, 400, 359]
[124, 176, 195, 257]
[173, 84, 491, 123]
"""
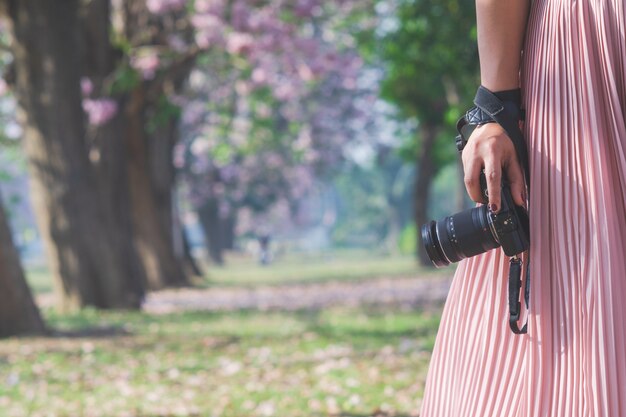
[461, 123, 526, 212]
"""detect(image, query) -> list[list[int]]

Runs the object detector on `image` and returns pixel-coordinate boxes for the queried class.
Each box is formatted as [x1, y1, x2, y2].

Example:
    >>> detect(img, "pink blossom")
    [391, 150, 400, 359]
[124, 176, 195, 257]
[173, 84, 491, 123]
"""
[251, 67, 268, 85]
[297, 64, 315, 82]
[182, 102, 205, 125]
[226, 32, 254, 56]
[167, 34, 188, 52]
[231, 0, 250, 30]
[342, 76, 357, 90]
[235, 80, 252, 96]
[273, 83, 297, 101]
[147, 0, 186, 14]
[80, 77, 93, 96]
[219, 164, 240, 182]
[295, 0, 321, 18]
[173, 143, 186, 169]
[192, 14, 224, 48]
[82, 98, 118, 126]
[131, 52, 160, 80]
[264, 152, 283, 169]
[190, 137, 212, 156]
[194, 0, 224, 15]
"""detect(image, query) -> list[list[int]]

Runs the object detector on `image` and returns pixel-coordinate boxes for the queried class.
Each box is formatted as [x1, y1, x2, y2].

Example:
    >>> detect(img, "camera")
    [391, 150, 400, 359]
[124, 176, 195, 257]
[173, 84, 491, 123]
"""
[421, 171, 529, 267]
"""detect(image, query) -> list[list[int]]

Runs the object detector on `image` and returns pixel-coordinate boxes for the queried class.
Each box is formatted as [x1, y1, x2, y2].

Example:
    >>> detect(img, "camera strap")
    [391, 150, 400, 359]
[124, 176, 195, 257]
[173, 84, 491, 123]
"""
[473, 86, 530, 334]
[508, 257, 528, 334]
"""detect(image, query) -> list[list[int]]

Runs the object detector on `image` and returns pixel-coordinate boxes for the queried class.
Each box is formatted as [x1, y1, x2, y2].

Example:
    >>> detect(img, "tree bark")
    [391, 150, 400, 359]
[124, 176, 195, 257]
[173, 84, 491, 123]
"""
[149, 119, 204, 278]
[113, 0, 197, 288]
[81, 0, 148, 298]
[197, 199, 225, 265]
[6, 0, 143, 310]
[414, 125, 439, 267]
[221, 212, 236, 251]
[0, 192, 45, 337]
[125, 88, 190, 289]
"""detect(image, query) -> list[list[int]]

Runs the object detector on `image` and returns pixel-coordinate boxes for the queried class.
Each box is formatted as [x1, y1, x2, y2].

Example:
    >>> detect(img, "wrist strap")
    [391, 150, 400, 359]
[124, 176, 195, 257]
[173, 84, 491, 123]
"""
[473, 86, 530, 187]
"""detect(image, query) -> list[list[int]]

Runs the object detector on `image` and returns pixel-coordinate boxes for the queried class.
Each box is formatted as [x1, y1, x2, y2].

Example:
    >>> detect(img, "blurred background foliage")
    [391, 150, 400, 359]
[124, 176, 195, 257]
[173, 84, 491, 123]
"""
[0, 0, 478, 415]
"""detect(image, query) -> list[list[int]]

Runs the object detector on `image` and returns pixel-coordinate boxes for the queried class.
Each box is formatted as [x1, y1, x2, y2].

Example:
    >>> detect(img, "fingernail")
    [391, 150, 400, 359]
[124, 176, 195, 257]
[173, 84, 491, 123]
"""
[489, 203, 498, 212]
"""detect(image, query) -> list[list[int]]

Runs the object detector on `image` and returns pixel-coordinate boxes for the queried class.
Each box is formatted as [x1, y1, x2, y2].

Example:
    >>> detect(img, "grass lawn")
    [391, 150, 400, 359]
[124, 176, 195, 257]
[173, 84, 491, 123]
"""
[0, 305, 441, 417]
[203, 250, 451, 287]
[26, 250, 453, 293]
[7, 250, 450, 416]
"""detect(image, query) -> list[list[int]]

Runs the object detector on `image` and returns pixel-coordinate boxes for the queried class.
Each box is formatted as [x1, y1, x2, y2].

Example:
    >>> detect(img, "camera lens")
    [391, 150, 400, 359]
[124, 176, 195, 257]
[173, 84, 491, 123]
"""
[421, 205, 500, 267]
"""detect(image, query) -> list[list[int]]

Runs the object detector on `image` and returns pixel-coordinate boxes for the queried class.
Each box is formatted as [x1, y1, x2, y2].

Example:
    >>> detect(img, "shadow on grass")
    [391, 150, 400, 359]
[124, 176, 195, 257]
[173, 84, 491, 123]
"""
[47, 325, 130, 338]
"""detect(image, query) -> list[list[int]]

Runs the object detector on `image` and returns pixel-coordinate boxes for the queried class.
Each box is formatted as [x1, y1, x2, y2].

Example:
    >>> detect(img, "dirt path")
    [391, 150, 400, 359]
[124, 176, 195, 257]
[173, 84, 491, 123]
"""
[143, 275, 453, 314]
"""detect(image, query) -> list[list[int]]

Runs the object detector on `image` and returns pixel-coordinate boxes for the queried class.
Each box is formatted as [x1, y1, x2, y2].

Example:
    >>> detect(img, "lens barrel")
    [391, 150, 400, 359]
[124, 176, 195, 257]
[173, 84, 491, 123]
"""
[421, 205, 500, 267]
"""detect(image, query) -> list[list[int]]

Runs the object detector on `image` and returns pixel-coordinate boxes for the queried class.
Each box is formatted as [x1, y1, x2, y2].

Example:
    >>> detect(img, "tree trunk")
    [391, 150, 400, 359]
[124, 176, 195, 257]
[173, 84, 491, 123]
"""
[414, 125, 439, 267]
[6, 0, 143, 311]
[148, 113, 203, 279]
[197, 199, 225, 265]
[80, 0, 192, 290]
[90, 113, 148, 297]
[221, 212, 236, 251]
[81, 0, 148, 298]
[125, 88, 189, 289]
[0, 192, 45, 337]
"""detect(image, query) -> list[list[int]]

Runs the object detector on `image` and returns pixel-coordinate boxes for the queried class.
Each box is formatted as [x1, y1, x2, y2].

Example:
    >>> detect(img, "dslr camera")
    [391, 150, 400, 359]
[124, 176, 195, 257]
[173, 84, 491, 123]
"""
[421, 171, 529, 267]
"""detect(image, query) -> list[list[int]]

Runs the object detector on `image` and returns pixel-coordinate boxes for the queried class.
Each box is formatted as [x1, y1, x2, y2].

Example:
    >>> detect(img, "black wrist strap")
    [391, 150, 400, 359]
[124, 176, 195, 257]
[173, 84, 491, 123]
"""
[474, 86, 531, 335]
[473, 86, 530, 187]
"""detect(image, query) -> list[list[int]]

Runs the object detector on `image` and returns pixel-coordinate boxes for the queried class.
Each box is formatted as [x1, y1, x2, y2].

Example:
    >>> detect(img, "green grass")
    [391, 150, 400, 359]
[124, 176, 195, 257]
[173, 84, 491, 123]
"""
[12, 251, 450, 416]
[203, 250, 451, 287]
[26, 250, 453, 292]
[0, 306, 441, 417]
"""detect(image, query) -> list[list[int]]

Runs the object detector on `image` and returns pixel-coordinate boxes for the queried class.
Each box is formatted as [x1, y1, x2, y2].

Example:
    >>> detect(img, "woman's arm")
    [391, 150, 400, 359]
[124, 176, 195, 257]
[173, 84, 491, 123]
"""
[477, 0, 530, 91]
[462, 0, 530, 212]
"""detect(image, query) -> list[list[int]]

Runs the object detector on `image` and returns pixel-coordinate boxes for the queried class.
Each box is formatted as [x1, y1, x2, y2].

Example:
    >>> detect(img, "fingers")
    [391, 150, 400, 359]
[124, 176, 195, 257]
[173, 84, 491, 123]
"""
[504, 154, 527, 207]
[462, 123, 528, 210]
[483, 157, 502, 212]
[463, 157, 485, 203]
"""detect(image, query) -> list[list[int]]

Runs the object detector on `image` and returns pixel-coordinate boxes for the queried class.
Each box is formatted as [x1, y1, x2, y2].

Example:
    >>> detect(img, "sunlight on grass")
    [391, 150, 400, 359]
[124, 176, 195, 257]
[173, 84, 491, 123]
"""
[25, 249, 454, 293]
[204, 250, 450, 287]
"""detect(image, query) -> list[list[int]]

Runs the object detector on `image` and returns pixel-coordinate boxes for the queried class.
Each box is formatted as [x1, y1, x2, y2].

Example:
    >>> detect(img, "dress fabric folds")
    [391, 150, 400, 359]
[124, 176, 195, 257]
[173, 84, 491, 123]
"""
[419, 1, 626, 416]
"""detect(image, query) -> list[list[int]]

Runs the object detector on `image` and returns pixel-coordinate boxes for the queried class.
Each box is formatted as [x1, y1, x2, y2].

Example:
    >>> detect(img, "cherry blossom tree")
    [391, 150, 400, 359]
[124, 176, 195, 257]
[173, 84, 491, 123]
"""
[174, 0, 376, 263]
[0, 0, 378, 309]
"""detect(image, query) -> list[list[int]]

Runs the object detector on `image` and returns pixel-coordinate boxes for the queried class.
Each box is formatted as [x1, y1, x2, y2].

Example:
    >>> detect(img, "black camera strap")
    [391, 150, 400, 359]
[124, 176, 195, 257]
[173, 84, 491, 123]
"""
[473, 86, 530, 335]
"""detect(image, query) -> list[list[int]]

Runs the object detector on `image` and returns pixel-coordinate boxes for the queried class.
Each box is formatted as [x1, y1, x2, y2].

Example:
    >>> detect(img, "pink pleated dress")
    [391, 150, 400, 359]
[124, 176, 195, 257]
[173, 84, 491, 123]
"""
[420, 1, 626, 416]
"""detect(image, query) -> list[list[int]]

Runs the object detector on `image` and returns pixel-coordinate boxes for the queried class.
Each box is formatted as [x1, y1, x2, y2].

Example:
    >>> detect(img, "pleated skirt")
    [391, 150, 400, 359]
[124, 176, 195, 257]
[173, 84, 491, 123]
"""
[420, 1, 626, 416]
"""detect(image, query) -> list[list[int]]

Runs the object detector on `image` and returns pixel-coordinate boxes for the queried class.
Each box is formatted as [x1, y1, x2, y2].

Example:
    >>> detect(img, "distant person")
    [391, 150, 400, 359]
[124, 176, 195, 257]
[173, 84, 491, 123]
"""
[420, 0, 626, 416]
[257, 233, 271, 265]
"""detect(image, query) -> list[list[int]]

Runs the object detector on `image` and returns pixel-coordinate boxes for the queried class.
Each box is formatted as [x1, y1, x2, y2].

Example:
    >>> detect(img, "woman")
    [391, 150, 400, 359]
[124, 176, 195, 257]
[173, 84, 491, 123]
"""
[420, 0, 626, 416]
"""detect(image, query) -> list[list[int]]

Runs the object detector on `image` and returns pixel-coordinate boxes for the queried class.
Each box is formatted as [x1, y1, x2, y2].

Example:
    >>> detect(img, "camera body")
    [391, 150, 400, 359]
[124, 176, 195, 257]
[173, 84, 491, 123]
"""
[482, 172, 529, 257]
[421, 171, 529, 267]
